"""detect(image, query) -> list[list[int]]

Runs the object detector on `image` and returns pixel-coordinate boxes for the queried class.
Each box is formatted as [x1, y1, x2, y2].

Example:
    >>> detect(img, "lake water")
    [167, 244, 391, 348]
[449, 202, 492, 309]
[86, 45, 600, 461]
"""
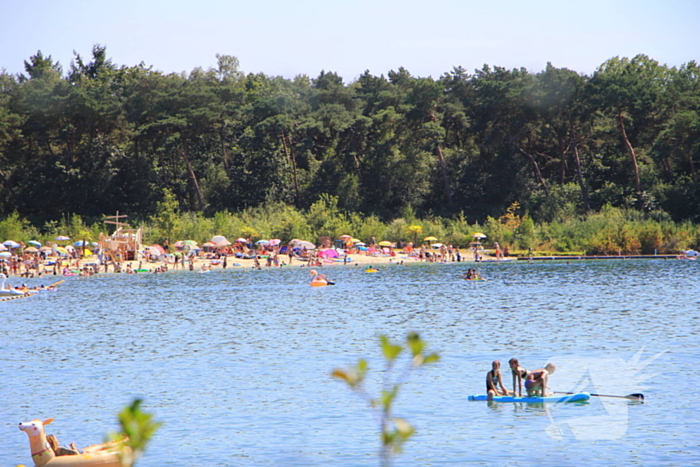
[2, 259, 699, 466]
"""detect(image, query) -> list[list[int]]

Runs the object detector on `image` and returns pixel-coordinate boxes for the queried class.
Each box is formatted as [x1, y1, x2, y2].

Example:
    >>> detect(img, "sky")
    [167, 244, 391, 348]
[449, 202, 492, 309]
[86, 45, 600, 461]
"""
[1, 0, 698, 82]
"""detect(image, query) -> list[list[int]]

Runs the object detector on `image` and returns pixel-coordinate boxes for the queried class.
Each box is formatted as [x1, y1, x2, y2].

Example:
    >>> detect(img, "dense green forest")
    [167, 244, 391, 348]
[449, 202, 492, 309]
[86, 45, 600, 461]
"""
[1, 46, 699, 227]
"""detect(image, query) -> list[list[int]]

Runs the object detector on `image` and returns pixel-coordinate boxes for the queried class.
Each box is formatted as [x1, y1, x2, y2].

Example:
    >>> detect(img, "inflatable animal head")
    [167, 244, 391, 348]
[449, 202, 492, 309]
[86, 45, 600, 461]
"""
[19, 418, 53, 436]
[19, 418, 56, 467]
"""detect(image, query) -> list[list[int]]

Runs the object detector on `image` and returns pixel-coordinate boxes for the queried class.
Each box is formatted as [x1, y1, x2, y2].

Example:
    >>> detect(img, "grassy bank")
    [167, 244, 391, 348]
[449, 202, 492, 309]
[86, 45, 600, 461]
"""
[1, 200, 698, 256]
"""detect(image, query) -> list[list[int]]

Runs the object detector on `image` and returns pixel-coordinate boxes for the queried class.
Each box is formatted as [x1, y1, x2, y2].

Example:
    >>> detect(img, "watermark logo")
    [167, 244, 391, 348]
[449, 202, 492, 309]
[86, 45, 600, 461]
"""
[543, 348, 666, 440]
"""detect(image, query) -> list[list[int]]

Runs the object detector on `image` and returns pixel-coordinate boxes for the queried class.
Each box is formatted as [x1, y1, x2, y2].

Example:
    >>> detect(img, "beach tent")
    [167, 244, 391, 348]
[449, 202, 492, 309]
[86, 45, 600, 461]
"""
[319, 248, 339, 258]
[291, 240, 315, 250]
[211, 235, 230, 245]
[147, 245, 165, 256]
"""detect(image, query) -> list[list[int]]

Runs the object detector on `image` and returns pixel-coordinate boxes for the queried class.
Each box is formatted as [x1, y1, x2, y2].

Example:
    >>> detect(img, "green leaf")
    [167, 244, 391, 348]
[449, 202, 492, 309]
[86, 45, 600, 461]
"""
[381, 388, 399, 409]
[406, 332, 424, 356]
[380, 335, 403, 362]
[423, 353, 440, 365]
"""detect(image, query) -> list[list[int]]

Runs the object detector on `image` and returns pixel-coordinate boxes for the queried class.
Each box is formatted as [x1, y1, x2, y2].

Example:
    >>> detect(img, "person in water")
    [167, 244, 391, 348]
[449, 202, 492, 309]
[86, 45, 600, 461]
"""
[486, 360, 510, 401]
[509, 358, 529, 397]
[525, 363, 556, 397]
[463, 268, 481, 280]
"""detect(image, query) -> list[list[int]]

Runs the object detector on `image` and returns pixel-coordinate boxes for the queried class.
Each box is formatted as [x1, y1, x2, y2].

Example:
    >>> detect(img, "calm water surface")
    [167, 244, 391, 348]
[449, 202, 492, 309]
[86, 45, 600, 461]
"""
[2, 260, 699, 466]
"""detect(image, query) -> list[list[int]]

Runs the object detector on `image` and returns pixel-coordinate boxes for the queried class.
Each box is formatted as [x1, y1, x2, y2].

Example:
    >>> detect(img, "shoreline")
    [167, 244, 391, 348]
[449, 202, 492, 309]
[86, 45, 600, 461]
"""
[123, 249, 500, 273]
[89, 249, 503, 275]
[3, 249, 507, 282]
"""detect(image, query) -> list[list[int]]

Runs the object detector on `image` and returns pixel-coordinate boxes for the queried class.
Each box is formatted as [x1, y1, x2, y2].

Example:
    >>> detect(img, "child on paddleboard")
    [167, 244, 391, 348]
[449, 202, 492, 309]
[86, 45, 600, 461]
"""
[525, 363, 556, 397]
[486, 360, 510, 401]
[509, 358, 529, 397]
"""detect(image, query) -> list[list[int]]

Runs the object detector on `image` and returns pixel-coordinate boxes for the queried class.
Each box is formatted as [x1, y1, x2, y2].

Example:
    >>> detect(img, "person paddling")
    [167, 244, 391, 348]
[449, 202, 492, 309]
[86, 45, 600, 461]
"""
[525, 363, 556, 397]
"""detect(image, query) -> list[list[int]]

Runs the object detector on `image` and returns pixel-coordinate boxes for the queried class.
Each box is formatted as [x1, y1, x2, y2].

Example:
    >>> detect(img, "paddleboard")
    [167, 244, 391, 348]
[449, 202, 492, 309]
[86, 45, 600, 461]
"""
[468, 392, 590, 403]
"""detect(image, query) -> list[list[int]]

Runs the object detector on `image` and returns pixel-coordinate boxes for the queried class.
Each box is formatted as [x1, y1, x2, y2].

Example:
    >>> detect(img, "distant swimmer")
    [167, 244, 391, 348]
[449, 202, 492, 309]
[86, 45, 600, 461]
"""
[463, 269, 481, 280]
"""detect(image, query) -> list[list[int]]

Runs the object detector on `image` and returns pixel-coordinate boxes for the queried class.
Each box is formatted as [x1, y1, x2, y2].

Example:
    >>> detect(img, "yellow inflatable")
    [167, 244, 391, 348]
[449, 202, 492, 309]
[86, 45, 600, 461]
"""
[19, 418, 124, 467]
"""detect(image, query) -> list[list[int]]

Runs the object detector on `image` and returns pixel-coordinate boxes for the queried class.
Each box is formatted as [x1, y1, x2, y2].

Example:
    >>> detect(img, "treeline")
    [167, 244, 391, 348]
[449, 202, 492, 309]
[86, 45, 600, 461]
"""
[1, 46, 699, 226]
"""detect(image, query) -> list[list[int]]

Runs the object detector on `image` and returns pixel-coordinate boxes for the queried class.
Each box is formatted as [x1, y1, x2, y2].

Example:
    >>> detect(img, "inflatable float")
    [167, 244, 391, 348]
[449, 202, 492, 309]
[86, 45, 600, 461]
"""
[365, 268, 379, 273]
[309, 269, 335, 287]
[0, 273, 38, 297]
[310, 279, 335, 287]
[468, 392, 590, 403]
[19, 418, 125, 467]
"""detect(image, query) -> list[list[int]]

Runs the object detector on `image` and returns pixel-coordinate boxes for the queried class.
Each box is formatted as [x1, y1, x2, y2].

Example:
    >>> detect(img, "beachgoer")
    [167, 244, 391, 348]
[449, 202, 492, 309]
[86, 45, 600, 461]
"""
[524, 363, 556, 397]
[46, 434, 80, 456]
[486, 360, 510, 401]
[509, 358, 529, 397]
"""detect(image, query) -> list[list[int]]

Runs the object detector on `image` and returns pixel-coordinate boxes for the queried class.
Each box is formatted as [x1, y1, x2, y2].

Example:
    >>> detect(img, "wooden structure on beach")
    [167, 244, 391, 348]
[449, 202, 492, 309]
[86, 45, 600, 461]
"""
[99, 212, 142, 261]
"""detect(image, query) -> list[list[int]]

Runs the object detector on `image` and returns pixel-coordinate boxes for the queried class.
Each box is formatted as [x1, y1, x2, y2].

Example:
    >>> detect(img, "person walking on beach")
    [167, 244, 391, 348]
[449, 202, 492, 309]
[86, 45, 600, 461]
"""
[494, 242, 502, 260]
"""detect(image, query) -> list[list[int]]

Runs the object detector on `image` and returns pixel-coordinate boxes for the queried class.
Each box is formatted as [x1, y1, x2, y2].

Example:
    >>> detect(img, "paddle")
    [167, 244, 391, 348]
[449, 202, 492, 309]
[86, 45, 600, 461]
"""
[555, 391, 644, 402]
[48, 280, 65, 288]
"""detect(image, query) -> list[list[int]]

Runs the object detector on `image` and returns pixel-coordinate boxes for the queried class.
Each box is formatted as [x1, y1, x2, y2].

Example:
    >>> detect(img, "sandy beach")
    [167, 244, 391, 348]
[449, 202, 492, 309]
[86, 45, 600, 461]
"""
[113, 248, 503, 274]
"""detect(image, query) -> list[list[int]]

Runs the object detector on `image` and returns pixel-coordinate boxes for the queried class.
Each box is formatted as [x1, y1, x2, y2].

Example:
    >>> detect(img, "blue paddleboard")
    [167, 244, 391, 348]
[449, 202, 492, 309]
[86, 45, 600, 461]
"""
[468, 392, 590, 403]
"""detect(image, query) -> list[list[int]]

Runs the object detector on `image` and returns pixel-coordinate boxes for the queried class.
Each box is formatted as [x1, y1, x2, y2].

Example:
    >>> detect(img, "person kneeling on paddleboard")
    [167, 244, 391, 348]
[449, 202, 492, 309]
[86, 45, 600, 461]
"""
[486, 361, 511, 401]
[525, 363, 556, 397]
